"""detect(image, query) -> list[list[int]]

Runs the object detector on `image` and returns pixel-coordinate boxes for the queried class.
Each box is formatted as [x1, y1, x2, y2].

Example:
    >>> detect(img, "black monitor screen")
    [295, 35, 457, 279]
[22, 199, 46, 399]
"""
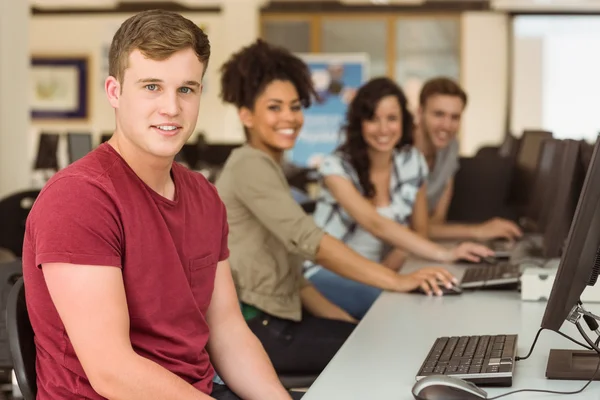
[510, 130, 553, 208]
[542, 134, 600, 331]
[542, 140, 585, 259]
[34, 133, 59, 170]
[67, 133, 93, 163]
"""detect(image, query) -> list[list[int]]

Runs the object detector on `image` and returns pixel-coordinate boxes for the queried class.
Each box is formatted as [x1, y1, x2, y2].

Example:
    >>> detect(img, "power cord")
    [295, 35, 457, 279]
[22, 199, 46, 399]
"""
[515, 327, 592, 362]
[487, 325, 600, 399]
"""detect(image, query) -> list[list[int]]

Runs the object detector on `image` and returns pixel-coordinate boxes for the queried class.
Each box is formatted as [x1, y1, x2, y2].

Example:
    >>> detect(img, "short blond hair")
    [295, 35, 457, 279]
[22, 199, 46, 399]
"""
[109, 9, 210, 84]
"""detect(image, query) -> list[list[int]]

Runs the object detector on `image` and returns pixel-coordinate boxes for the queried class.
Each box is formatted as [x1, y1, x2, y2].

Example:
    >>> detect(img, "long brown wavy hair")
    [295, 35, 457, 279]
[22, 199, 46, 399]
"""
[337, 77, 414, 198]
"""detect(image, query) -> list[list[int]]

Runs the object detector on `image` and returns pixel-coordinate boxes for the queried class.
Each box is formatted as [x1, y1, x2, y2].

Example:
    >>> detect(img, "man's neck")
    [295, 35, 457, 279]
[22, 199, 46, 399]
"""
[414, 124, 437, 162]
[108, 134, 175, 200]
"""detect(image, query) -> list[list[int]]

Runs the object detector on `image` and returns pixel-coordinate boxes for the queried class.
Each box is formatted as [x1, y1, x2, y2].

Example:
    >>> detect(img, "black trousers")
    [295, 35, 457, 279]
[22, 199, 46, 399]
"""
[247, 312, 356, 374]
[211, 384, 304, 400]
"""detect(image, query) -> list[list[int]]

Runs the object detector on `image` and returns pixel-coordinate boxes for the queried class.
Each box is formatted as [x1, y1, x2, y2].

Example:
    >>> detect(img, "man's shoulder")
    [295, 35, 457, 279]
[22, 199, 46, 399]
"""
[39, 147, 120, 199]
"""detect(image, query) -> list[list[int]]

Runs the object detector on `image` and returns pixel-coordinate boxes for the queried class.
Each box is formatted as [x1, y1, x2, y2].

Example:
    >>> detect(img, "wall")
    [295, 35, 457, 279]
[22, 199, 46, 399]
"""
[0, 0, 31, 198]
[29, 9, 251, 171]
[460, 11, 509, 156]
[511, 15, 600, 142]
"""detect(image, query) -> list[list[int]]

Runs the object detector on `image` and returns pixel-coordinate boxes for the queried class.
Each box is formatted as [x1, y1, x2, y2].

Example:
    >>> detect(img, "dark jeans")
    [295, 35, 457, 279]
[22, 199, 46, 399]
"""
[211, 384, 304, 399]
[247, 311, 356, 374]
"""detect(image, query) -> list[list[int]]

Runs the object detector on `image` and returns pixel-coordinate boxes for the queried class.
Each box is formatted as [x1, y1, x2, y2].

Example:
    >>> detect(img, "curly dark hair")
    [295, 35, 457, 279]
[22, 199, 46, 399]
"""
[219, 39, 317, 138]
[337, 77, 414, 199]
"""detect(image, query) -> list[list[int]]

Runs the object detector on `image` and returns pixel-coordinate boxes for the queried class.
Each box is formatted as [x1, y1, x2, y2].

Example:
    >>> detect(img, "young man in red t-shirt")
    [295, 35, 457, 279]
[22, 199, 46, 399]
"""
[22, 10, 300, 400]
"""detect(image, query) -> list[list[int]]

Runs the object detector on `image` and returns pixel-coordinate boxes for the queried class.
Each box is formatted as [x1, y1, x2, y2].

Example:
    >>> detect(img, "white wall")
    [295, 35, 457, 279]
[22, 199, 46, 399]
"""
[30, 12, 231, 145]
[460, 12, 509, 156]
[29, 5, 264, 173]
[0, 0, 31, 197]
[510, 36, 543, 135]
[512, 15, 600, 142]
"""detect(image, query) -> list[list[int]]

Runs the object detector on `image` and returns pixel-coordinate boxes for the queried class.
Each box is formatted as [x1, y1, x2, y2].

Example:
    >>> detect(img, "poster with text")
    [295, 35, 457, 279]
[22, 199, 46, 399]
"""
[288, 53, 369, 168]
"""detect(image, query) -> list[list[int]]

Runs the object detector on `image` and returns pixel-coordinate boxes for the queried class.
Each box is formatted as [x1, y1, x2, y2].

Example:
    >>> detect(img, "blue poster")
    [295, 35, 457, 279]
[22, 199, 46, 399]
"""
[288, 54, 368, 168]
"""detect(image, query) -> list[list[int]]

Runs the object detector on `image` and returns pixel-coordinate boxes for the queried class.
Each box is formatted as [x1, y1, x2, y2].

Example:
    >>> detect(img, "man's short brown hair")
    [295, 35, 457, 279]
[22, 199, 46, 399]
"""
[109, 9, 210, 84]
[419, 77, 467, 108]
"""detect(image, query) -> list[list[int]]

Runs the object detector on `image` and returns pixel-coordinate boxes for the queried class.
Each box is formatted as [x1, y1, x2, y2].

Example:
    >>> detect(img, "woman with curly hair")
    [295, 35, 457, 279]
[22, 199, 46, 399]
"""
[304, 77, 493, 319]
[215, 40, 459, 374]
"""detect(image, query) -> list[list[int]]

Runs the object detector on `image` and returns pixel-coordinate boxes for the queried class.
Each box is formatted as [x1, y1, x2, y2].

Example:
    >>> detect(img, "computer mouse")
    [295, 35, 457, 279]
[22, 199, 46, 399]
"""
[412, 375, 488, 400]
[411, 284, 462, 296]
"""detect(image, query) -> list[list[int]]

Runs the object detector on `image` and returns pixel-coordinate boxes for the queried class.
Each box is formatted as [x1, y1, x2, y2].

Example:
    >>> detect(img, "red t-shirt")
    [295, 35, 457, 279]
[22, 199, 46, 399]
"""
[22, 143, 229, 399]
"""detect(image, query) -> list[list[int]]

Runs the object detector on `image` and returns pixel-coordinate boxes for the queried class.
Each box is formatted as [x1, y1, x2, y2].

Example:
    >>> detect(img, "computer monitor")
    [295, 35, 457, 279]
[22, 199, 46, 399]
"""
[498, 133, 519, 159]
[508, 130, 553, 210]
[33, 133, 60, 171]
[541, 134, 600, 333]
[541, 140, 585, 259]
[524, 138, 559, 229]
[67, 133, 93, 164]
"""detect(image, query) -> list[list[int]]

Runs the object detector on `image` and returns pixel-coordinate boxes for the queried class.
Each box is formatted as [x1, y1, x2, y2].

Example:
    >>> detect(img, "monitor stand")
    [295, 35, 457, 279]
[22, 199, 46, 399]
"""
[546, 349, 600, 380]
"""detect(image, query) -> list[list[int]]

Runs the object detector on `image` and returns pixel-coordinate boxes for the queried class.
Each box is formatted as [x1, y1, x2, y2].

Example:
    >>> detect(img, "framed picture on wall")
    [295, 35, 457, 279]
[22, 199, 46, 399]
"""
[30, 56, 89, 120]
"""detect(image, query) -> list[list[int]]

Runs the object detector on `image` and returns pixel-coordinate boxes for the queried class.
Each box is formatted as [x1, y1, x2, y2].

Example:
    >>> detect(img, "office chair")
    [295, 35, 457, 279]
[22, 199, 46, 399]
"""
[0, 261, 23, 381]
[447, 155, 516, 223]
[0, 248, 16, 263]
[0, 190, 40, 257]
[6, 278, 36, 400]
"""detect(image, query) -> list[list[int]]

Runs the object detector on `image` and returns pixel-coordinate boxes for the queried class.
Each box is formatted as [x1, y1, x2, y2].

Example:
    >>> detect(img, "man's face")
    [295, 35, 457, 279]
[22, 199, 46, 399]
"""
[419, 94, 465, 150]
[106, 47, 205, 160]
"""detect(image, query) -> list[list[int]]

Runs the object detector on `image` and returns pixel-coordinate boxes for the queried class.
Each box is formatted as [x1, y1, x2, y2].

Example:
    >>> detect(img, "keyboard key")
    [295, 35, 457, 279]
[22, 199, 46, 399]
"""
[469, 366, 482, 374]
[499, 365, 512, 373]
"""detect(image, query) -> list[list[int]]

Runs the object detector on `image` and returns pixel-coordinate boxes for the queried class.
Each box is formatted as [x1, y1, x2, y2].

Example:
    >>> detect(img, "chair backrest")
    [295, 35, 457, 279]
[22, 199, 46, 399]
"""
[0, 190, 40, 256]
[6, 278, 36, 400]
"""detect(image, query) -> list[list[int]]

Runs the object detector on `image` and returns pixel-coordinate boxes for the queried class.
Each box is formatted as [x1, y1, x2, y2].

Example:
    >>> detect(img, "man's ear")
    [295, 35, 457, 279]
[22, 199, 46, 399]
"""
[105, 76, 121, 108]
[239, 107, 254, 130]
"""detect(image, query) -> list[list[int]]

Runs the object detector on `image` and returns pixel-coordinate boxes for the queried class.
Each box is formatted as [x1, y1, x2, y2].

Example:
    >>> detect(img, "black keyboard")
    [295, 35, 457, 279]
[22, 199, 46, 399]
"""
[460, 263, 521, 289]
[416, 334, 518, 386]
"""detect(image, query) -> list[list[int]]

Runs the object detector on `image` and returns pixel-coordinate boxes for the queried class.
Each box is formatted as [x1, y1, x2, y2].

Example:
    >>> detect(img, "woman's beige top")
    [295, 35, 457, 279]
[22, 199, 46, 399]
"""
[215, 145, 324, 321]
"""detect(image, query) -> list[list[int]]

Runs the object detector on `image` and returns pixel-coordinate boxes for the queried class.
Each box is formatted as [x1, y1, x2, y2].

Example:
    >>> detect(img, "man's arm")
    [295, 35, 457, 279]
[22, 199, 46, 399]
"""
[428, 179, 523, 241]
[206, 260, 292, 400]
[410, 184, 430, 238]
[43, 263, 211, 400]
[300, 284, 357, 323]
[428, 178, 477, 240]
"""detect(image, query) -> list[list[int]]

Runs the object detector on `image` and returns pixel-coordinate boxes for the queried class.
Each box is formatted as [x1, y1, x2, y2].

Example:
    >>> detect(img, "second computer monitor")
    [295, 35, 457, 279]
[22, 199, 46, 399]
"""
[67, 133, 93, 164]
[541, 133, 600, 332]
[541, 140, 585, 258]
[33, 133, 60, 171]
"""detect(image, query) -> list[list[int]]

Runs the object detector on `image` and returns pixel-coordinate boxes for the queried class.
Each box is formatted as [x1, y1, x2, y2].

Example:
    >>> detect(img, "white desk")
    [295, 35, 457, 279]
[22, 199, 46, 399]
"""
[302, 259, 600, 399]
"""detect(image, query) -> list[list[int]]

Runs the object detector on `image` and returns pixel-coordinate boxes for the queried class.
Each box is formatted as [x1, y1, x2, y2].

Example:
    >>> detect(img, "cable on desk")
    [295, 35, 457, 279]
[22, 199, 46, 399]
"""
[488, 323, 600, 400]
[515, 327, 593, 362]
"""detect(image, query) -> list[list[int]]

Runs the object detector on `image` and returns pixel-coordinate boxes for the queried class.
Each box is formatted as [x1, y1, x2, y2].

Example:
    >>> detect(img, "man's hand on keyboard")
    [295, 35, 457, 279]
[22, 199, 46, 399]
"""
[474, 218, 523, 241]
[404, 267, 457, 296]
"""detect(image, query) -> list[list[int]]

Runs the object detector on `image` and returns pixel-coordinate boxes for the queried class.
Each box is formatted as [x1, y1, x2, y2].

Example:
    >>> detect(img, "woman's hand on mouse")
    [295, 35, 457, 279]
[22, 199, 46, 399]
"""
[402, 267, 458, 296]
[445, 242, 495, 263]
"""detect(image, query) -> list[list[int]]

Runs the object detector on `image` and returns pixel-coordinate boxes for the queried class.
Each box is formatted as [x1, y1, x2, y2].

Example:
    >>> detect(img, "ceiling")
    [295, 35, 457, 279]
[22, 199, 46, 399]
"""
[29, 0, 600, 11]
